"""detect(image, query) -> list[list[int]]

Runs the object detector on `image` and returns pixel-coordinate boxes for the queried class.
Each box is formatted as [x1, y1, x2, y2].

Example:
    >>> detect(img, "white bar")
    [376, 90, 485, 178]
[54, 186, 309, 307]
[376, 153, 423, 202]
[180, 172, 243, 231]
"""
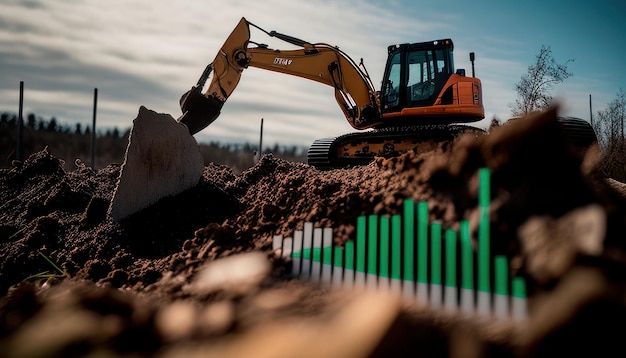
[429, 284, 442, 309]
[494, 294, 509, 319]
[321, 228, 333, 285]
[378, 275, 391, 292]
[292, 231, 303, 277]
[390, 279, 402, 295]
[512, 297, 527, 321]
[444, 286, 458, 313]
[311, 261, 322, 284]
[461, 288, 475, 315]
[311, 228, 323, 283]
[303, 222, 313, 247]
[332, 265, 344, 288]
[343, 268, 354, 288]
[313, 227, 323, 247]
[366, 273, 378, 291]
[282, 238, 292, 258]
[301, 259, 312, 278]
[272, 235, 283, 252]
[320, 264, 332, 286]
[402, 281, 415, 301]
[417, 282, 428, 303]
[301, 224, 313, 278]
[323, 227, 333, 246]
[355, 271, 366, 288]
[477, 291, 492, 316]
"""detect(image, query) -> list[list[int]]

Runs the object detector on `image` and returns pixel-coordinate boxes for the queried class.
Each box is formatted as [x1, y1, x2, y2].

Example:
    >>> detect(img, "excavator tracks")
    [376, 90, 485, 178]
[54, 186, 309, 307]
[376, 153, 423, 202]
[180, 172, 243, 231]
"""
[556, 116, 598, 160]
[557, 117, 597, 149]
[307, 125, 483, 169]
[307, 118, 598, 170]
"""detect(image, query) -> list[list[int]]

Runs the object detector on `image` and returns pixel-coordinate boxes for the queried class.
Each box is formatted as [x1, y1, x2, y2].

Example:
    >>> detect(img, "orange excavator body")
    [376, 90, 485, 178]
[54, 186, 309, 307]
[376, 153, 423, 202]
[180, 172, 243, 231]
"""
[178, 17, 485, 168]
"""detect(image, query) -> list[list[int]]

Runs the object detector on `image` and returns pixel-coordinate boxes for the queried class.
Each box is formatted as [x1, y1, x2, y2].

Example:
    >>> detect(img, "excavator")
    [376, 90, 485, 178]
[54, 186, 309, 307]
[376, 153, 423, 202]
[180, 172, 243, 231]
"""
[177, 17, 484, 168]
[109, 17, 485, 220]
[109, 17, 596, 220]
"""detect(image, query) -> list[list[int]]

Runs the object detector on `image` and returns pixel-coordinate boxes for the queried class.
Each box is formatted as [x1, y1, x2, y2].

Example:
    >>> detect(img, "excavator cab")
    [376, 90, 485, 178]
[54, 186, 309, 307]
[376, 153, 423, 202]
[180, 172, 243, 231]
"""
[379, 39, 483, 126]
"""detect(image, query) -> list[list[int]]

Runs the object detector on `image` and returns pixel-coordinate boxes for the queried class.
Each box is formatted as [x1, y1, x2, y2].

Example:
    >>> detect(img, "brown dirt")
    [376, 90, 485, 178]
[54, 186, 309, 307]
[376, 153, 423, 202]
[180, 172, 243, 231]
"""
[1, 107, 626, 357]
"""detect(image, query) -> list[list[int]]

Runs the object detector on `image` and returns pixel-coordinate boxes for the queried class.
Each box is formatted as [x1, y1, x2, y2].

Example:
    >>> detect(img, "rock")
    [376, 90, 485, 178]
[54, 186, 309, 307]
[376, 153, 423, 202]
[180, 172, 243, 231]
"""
[108, 106, 204, 221]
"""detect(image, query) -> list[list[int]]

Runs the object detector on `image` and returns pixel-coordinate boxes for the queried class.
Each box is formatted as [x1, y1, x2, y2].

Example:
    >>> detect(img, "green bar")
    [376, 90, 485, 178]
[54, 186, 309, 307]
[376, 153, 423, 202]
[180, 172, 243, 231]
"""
[430, 222, 442, 285]
[494, 256, 508, 295]
[403, 200, 415, 281]
[445, 229, 457, 287]
[417, 201, 429, 283]
[460, 220, 473, 290]
[380, 216, 390, 278]
[312, 248, 320, 261]
[322, 246, 333, 265]
[512, 277, 527, 298]
[311, 246, 334, 264]
[357, 216, 366, 273]
[368, 215, 378, 275]
[478, 168, 490, 293]
[391, 215, 401, 280]
[333, 246, 343, 267]
[345, 241, 354, 271]
[479, 167, 491, 207]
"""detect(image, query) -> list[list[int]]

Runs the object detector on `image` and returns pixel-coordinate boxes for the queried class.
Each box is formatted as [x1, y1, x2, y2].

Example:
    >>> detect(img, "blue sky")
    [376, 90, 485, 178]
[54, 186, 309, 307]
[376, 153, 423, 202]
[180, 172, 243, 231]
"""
[1, 0, 624, 148]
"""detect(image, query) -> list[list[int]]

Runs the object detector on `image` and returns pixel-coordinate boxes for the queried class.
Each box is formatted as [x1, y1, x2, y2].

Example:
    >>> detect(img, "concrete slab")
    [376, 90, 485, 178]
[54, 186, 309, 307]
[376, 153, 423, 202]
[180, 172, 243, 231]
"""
[108, 106, 204, 220]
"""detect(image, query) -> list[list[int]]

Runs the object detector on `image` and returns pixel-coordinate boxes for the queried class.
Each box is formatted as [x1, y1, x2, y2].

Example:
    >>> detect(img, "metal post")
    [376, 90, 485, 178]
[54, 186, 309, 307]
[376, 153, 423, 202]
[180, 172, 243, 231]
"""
[16, 81, 24, 162]
[257, 117, 264, 162]
[91, 88, 98, 168]
[589, 94, 593, 127]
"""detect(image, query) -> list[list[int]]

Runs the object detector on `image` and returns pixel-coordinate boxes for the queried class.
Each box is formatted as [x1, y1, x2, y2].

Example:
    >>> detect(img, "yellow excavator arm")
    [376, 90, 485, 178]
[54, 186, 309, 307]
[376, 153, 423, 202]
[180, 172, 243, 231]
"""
[178, 17, 381, 135]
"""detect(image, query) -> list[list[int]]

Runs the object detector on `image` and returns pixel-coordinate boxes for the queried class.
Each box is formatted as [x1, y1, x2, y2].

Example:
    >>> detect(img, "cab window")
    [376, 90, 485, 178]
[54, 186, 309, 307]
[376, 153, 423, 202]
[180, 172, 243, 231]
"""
[383, 52, 401, 108]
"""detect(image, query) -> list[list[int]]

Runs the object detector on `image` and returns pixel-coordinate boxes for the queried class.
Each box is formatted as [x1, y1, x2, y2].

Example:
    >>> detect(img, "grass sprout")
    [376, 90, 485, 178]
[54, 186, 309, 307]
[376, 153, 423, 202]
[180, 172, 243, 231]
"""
[22, 252, 69, 283]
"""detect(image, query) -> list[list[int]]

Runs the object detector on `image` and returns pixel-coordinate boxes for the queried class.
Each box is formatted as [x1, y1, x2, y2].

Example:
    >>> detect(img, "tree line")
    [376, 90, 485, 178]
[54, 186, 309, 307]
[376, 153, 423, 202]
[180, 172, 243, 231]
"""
[0, 112, 307, 173]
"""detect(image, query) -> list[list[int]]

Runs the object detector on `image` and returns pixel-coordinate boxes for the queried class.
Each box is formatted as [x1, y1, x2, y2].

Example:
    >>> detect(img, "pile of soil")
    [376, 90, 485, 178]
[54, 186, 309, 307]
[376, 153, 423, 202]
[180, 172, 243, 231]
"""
[1, 108, 626, 357]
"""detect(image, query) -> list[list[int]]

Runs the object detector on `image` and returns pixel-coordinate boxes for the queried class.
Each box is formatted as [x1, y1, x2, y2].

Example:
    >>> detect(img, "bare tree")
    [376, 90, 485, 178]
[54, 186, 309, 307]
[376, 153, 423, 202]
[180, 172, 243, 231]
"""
[510, 45, 574, 117]
[593, 88, 626, 180]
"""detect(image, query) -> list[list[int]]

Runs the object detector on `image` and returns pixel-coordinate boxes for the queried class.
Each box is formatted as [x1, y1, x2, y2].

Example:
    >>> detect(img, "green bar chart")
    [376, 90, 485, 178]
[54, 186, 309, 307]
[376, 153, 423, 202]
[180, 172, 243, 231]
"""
[272, 167, 527, 320]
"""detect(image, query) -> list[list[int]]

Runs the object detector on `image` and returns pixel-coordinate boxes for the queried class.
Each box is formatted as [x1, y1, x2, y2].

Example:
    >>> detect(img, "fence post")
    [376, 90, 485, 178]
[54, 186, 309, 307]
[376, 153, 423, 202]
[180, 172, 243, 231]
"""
[91, 88, 98, 168]
[256, 117, 263, 163]
[16, 81, 24, 162]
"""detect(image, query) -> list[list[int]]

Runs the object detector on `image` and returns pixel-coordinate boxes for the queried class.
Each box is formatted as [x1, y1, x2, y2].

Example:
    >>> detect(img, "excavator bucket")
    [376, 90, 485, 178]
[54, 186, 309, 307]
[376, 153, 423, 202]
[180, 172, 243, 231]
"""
[108, 106, 204, 221]
[177, 85, 224, 135]
[107, 18, 253, 221]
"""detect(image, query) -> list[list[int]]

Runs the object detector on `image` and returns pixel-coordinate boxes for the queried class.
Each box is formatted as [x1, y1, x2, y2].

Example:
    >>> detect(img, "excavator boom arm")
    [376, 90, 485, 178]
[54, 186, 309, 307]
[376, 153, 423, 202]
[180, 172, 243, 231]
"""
[247, 46, 381, 128]
[179, 17, 381, 135]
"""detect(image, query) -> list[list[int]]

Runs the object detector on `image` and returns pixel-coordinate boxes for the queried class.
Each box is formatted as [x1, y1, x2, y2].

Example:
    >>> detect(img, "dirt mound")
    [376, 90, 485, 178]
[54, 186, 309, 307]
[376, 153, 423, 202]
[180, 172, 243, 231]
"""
[1, 108, 626, 357]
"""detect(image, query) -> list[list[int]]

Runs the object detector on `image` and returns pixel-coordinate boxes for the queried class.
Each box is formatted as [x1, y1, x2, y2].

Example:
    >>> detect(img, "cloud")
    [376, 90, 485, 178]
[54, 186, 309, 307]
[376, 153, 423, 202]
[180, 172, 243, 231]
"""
[0, 0, 439, 143]
[1, 0, 619, 149]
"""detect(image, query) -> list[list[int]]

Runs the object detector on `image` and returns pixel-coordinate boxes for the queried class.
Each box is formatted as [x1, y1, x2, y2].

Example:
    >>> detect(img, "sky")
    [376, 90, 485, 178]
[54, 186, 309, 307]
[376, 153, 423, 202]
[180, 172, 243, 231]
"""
[1, 0, 624, 149]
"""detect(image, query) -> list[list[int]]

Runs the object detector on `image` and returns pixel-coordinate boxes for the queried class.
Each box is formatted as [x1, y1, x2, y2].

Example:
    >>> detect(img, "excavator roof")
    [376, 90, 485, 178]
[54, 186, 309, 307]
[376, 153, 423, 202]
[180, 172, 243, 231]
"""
[387, 39, 454, 54]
